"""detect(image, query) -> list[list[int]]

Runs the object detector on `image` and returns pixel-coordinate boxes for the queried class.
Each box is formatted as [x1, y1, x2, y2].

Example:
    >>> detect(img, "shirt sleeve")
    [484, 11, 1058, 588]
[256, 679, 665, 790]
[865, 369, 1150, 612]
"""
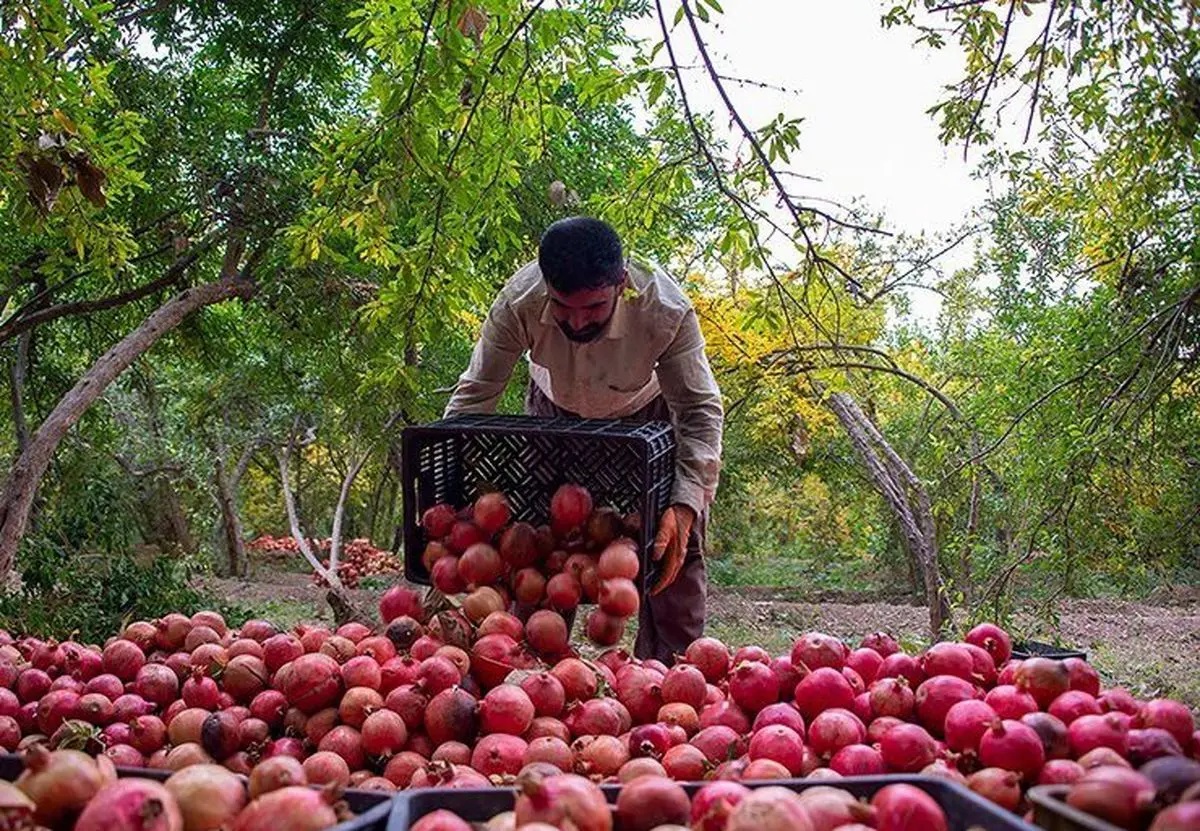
[655, 307, 724, 515]
[443, 293, 528, 416]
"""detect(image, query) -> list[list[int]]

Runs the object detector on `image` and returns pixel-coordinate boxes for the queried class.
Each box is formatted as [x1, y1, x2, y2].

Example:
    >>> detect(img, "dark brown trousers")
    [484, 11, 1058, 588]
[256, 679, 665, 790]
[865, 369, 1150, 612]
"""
[523, 381, 707, 664]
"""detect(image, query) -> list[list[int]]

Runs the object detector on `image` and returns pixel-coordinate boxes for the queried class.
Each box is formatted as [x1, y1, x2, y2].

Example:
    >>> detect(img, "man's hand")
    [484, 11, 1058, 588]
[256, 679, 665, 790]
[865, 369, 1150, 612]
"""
[651, 504, 695, 596]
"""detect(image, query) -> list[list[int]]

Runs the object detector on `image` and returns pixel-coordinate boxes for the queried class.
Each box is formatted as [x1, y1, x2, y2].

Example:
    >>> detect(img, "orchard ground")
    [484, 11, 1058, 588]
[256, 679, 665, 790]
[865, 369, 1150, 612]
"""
[198, 560, 1200, 711]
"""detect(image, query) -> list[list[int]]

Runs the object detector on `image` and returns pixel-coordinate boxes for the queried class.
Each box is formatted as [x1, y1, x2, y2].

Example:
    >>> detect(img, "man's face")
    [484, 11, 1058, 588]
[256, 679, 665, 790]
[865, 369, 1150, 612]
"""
[548, 276, 624, 343]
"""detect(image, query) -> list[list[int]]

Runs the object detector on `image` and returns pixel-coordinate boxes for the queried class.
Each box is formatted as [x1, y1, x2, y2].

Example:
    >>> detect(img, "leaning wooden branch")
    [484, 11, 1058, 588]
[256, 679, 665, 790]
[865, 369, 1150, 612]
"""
[0, 273, 255, 576]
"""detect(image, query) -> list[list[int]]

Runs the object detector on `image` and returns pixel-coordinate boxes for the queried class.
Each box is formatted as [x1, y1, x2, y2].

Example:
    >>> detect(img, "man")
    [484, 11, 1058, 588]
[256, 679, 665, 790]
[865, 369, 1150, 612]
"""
[444, 216, 724, 662]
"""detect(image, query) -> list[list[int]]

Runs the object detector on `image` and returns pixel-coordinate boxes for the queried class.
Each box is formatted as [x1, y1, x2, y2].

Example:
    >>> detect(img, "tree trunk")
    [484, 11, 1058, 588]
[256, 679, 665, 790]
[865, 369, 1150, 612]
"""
[828, 391, 951, 638]
[214, 454, 247, 577]
[0, 276, 255, 577]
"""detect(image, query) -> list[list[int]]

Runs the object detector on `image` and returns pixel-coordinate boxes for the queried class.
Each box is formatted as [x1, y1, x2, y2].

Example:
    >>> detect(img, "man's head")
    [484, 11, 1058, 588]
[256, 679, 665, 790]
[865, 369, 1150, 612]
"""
[538, 217, 627, 343]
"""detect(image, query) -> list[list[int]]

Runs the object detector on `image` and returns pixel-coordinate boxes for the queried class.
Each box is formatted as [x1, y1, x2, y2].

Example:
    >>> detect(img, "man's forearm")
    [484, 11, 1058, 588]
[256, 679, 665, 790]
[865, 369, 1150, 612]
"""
[670, 393, 723, 516]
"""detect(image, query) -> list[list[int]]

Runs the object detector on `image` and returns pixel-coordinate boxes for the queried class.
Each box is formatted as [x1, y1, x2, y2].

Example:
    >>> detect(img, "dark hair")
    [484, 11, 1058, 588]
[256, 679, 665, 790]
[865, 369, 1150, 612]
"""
[538, 217, 624, 293]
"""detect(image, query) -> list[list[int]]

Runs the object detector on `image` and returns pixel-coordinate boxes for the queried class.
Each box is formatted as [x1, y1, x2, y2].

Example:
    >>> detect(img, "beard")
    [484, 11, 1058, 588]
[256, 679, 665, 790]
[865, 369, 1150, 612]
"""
[558, 321, 607, 343]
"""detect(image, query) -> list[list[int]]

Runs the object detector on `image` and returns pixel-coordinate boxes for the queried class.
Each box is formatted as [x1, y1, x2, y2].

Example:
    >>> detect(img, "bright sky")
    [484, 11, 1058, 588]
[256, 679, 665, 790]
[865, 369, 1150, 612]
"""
[630, 1, 993, 322]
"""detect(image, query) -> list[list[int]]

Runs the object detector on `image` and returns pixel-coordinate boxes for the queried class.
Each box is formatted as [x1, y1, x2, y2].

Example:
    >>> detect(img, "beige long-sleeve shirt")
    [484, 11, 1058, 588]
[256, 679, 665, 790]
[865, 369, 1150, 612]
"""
[444, 258, 724, 515]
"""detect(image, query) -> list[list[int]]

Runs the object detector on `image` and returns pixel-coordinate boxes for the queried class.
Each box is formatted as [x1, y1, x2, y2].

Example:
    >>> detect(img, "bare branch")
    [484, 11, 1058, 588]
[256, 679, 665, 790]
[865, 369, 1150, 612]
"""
[963, 0, 1017, 158]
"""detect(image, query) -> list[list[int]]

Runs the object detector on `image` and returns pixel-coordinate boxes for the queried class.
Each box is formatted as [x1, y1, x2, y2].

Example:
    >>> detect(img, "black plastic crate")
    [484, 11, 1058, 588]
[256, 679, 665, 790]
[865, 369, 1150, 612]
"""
[1012, 641, 1087, 661]
[1028, 784, 1120, 831]
[400, 414, 675, 589]
[387, 774, 1038, 831]
[0, 752, 394, 831]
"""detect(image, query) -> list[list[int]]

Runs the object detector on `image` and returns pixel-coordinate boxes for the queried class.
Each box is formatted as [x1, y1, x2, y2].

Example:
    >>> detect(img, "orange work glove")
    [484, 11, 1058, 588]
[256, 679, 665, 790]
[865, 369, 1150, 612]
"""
[650, 504, 695, 596]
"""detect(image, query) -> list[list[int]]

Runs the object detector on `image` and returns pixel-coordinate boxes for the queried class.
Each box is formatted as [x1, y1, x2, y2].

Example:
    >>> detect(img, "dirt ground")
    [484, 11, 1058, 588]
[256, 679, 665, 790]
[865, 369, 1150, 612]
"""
[199, 572, 1200, 709]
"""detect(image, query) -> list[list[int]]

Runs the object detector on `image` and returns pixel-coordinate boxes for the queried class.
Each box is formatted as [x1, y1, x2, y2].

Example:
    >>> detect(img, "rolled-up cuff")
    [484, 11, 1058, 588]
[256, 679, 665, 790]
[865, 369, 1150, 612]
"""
[670, 477, 709, 518]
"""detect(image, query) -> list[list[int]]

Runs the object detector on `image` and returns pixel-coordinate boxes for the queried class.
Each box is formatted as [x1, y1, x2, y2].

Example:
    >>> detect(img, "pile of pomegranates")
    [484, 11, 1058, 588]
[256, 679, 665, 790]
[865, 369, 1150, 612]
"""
[0, 580, 1197, 828]
[420, 483, 642, 646]
[409, 772, 952, 831]
[1, 743, 367, 830]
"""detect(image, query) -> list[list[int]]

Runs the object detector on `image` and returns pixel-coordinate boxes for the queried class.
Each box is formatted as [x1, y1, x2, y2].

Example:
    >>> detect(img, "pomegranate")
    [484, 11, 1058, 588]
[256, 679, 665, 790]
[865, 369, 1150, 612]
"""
[102, 640, 145, 682]
[1039, 758, 1086, 785]
[943, 699, 999, 753]
[262, 635, 304, 673]
[1021, 711, 1071, 759]
[769, 656, 804, 694]
[915, 675, 978, 735]
[830, 743, 886, 776]
[1078, 746, 1133, 769]
[575, 734, 628, 777]
[808, 708, 866, 755]
[615, 775, 690, 831]
[598, 542, 639, 580]
[426, 686, 479, 746]
[965, 623, 1013, 665]
[1049, 690, 1102, 725]
[411, 810, 472, 831]
[698, 700, 750, 734]
[362, 709, 409, 757]
[728, 661, 780, 714]
[280, 654, 341, 714]
[318, 724, 365, 770]
[520, 672, 566, 718]
[551, 659, 599, 702]
[791, 632, 846, 671]
[793, 667, 854, 720]
[16, 746, 106, 826]
[525, 736, 574, 770]
[752, 702, 806, 736]
[691, 781, 749, 831]
[872, 783, 947, 831]
[967, 767, 1021, 810]
[514, 772, 609, 831]
[725, 786, 815, 831]
[628, 723, 673, 759]
[685, 638, 731, 683]
[985, 684, 1039, 719]
[1099, 687, 1141, 716]
[879, 723, 938, 772]
[1063, 657, 1101, 696]
[922, 643, 975, 682]
[598, 578, 639, 618]
[618, 757, 667, 783]
[565, 698, 621, 738]
[550, 484, 593, 536]
[1127, 728, 1185, 765]
[431, 556, 467, 594]
[584, 610, 625, 646]
[546, 573, 582, 612]
[512, 568, 547, 604]
[1015, 657, 1070, 709]
[1135, 698, 1195, 748]
[662, 743, 708, 781]
[1151, 803, 1200, 831]
[869, 677, 915, 719]
[748, 725, 804, 775]
[978, 719, 1045, 779]
[846, 648, 883, 685]
[229, 785, 340, 831]
[164, 764, 246, 831]
[525, 610, 570, 657]
[1069, 712, 1130, 757]
[480, 684, 535, 736]
[1065, 766, 1156, 830]
[691, 725, 745, 763]
[74, 778, 183, 831]
[876, 653, 924, 688]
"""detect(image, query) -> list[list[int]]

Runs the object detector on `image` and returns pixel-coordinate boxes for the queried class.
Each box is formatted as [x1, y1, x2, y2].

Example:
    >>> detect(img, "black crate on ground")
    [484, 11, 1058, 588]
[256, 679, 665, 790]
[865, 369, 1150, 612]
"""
[1012, 641, 1087, 661]
[400, 414, 675, 588]
[1028, 785, 1122, 831]
[0, 753, 394, 831]
[386, 774, 1037, 831]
